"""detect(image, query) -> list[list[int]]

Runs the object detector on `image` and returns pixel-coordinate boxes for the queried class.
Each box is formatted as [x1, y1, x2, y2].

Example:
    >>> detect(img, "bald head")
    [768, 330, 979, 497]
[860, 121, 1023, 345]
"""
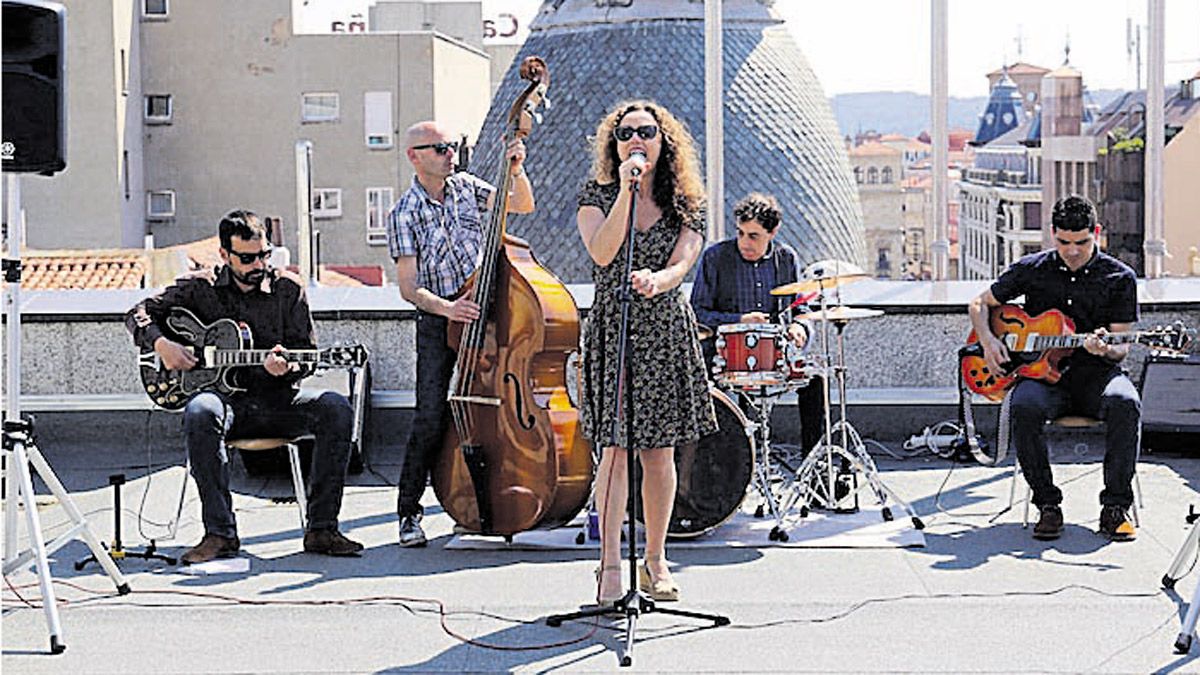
[405, 121, 448, 149]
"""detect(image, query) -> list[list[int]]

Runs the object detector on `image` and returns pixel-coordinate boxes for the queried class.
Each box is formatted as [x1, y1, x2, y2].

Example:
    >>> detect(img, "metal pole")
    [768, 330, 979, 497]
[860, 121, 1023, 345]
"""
[1144, 0, 1166, 278]
[294, 140, 316, 285]
[704, 0, 724, 243]
[930, 0, 950, 279]
[4, 173, 23, 563]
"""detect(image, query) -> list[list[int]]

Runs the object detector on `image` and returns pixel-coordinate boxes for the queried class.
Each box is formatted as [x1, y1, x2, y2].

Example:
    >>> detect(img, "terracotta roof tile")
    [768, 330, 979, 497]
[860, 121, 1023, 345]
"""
[20, 251, 149, 290]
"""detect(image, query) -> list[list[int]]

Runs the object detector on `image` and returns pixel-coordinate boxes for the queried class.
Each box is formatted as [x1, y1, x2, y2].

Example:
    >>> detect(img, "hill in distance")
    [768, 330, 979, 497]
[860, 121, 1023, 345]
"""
[829, 89, 1124, 138]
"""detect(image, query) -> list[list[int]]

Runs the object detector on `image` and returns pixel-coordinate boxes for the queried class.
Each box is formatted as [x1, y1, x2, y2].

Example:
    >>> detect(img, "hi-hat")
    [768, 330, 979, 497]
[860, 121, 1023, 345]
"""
[797, 306, 883, 322]
[770, 259, 869, 296]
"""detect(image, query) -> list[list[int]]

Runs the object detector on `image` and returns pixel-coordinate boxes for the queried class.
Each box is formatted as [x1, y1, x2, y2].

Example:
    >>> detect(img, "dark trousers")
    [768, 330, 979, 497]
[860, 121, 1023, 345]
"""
[397, 311, 455, 517]
[182, 388, 354, 538]
[1008, 366, 1141, 509]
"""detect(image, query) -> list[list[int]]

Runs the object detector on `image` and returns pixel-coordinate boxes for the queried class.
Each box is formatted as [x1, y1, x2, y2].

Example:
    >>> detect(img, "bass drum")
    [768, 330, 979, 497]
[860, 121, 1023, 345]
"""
[637, 388, 755, 538]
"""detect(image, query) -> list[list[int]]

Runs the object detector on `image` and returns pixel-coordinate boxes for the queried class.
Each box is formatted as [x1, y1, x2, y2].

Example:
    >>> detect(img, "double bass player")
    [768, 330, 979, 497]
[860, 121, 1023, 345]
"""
[387, 120, 533, 548]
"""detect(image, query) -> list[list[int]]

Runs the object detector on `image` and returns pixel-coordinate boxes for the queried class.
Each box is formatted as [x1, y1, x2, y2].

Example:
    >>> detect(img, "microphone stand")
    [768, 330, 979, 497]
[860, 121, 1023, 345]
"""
[547, 170, 728, 667]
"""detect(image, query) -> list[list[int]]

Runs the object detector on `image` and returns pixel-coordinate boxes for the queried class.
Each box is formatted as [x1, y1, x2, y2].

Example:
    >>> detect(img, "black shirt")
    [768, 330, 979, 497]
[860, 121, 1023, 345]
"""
[990, 248, 1138, 370]
[690, 238, 801, 328]
[126, 265, 317, 395]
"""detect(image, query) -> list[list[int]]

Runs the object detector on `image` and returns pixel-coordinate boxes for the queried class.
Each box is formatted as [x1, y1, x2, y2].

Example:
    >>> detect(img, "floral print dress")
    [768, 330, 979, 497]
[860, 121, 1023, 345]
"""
[577, 180, 718, 450]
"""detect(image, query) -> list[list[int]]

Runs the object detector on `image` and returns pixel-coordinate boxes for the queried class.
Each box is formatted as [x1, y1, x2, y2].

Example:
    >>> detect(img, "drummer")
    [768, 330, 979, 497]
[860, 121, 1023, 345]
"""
[690, 192, 826, 455]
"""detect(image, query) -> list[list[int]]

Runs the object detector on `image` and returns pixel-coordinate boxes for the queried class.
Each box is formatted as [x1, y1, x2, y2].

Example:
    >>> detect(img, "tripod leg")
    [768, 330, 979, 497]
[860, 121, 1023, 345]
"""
[25, 444, 129, 593]
[8, 440, 66, 653]
[1165, 520, 1200, 586]
[1178, 570, 1200, 653]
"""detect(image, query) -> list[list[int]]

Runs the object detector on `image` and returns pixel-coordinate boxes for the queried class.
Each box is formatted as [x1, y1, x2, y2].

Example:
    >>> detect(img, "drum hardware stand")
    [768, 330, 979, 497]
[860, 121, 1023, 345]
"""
[3, 173, 131, 654]
[75, 474, 177, 570]
[1162, 505, 1200, 654]
[784, 292, 924, 530]
[740, 386, 790, 542]
[545, 165, 727, 667]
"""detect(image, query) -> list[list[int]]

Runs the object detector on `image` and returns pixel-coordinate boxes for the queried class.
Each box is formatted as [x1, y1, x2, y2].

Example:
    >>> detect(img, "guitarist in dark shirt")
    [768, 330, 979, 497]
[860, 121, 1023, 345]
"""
[967, 195, 1140, 542]
[126, 210, 363, 563]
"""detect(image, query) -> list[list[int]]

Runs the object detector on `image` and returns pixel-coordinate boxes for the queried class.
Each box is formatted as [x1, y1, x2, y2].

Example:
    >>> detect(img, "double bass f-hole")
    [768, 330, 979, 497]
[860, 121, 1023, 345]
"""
[503, 372, 537, 430]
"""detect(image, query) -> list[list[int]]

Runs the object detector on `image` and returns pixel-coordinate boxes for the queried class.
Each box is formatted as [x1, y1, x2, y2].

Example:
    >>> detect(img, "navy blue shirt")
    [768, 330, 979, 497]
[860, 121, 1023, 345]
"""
[690, 238, 800, 329]
[990, 248, 1138, 370]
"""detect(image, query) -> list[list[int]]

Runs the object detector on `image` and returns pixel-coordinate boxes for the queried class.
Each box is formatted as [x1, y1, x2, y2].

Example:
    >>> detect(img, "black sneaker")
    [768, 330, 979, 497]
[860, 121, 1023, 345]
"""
[399, 513, 427, 548]
[1033, 505, 1064, 540]
[1098, 505, 1137, 542]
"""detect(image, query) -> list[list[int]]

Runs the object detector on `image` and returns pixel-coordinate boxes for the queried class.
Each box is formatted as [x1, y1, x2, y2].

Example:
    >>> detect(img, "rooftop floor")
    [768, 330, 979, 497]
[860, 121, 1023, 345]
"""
[2, 430, 1200, 672]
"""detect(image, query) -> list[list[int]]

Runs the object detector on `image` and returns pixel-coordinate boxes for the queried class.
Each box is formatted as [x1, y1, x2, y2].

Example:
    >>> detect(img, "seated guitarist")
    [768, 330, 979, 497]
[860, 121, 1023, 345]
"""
[968, 195, 1140, 542]
[125, 210, 364, 563]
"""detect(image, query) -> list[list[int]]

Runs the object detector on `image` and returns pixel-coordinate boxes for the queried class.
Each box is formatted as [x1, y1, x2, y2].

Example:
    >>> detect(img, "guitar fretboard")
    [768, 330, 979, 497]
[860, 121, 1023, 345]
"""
[1027, 332, 1147, 350]
[211, 350, 322, 367]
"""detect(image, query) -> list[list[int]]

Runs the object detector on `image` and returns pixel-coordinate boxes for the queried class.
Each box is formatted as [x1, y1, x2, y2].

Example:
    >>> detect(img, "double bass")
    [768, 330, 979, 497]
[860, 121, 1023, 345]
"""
[432, 57, 593, 536]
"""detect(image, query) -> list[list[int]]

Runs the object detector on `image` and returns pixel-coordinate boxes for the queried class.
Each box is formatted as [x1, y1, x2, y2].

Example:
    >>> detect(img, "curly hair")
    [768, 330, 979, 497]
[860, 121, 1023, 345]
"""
[733, 193, 782, 232]
[588, 100, 705, 219]
[1051, 194, 1096, 232]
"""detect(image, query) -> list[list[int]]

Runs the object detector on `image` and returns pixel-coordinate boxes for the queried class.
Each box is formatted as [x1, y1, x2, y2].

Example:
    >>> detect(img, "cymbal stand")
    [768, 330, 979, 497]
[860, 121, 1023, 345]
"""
[783, 287, 924, 529]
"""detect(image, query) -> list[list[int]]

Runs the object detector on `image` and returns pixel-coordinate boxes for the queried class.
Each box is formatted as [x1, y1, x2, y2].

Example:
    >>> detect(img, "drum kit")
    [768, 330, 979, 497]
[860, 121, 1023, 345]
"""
[671, 260, 924, 541]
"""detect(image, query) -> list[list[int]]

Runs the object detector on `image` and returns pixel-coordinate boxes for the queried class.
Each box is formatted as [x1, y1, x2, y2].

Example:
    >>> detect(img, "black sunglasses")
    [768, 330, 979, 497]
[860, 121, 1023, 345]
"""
[226, 248, 272, 264]
[410, 141, 459, 155]
[613, 125, 659, 142]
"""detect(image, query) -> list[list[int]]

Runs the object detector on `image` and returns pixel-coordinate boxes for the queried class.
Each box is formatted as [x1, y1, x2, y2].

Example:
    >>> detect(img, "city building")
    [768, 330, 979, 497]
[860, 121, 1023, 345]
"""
[19, 0, 495, 281]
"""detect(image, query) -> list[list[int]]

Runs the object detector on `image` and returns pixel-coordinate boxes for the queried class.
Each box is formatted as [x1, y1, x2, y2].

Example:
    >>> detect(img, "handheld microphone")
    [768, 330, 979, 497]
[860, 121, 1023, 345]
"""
[629, 150, 647, 178]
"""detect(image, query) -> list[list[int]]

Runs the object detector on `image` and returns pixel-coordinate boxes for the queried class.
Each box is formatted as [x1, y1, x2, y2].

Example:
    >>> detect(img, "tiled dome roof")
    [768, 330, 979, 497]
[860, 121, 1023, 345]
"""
[469, 0, 866, 283]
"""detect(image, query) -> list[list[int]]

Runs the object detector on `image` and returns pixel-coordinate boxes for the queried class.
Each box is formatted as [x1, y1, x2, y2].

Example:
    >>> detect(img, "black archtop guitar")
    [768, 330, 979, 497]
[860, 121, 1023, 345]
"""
[137, 307, 367, 411]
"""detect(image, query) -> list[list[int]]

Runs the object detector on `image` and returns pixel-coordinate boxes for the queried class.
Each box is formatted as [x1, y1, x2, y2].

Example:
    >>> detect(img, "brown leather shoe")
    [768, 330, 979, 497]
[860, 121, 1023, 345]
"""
[303, 529, 365, 556]
[181, 533, 240, 565]
[1032, 505, 1064, 541]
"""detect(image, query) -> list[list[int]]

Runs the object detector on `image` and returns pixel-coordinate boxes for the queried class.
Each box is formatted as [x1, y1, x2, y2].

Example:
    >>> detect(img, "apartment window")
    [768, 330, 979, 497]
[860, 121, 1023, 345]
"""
[867, 167, 879, 184]
[366, 187, 393, 245]
[147, 190, 175, 219]
[364, 91, 393, 149]
[853, 166, 863, 184]
[144, 94, 172, 123]
[312, 188, 342, 218]
[143, 0, 168, 19]
[881, 166, 893, 184]
[302, 93, 339, 123]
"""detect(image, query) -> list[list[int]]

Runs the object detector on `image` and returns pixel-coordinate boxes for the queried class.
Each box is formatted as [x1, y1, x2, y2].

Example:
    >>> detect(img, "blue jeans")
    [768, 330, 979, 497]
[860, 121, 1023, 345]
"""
[397, 311, 455, 517]
[1008, 365, 1141, 509]
[182, 388, 354, 537]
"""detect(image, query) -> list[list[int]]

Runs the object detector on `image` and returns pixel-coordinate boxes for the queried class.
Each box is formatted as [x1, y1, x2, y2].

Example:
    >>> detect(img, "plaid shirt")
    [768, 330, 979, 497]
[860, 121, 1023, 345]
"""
[386, 172, 495, 299]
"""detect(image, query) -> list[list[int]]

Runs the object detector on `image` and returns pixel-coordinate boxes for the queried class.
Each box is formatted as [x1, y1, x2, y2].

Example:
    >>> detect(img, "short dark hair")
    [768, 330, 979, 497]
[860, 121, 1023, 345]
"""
[1051, 195, 1096, 232]
[733, 192, 782, 232]
[218, 209, 268, 250]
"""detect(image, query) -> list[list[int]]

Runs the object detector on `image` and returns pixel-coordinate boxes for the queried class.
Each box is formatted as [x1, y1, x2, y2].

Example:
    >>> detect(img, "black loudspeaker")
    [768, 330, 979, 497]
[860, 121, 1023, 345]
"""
[2, 0, 66, 175]
[1140, 353, 1200, 454]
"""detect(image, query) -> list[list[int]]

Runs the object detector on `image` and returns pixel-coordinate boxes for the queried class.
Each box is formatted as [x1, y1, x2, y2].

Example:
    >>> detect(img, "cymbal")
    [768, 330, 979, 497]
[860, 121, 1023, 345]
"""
[770, 259, 869, 296]
[696, 324, 714, 341]
[796, 306, 883, 322]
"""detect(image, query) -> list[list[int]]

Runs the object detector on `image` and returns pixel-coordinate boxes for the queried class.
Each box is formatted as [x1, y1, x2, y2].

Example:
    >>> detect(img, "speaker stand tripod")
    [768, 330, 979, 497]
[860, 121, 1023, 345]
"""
[545, 169, 727, 667]
[74, 473, 177, 570]
[3, 174, 130, 653]
[1162, 505, 1200, 654]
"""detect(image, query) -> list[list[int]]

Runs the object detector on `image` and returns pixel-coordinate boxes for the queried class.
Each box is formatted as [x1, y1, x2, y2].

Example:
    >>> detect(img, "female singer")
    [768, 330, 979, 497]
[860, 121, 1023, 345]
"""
[576, 100, 717, 605]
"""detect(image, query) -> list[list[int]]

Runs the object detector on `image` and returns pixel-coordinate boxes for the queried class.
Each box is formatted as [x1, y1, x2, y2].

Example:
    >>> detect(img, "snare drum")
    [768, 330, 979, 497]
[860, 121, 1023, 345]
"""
[714, 323, 788, 388]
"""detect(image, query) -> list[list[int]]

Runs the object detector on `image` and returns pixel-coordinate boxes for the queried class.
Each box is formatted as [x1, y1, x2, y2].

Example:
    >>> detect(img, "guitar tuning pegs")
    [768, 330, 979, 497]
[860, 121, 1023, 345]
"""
[533, 111, 543, 125]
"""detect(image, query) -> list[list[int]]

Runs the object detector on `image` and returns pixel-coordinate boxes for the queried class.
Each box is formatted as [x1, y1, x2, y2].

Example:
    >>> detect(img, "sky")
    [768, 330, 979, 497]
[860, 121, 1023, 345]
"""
[293, 0, 1200, 97]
